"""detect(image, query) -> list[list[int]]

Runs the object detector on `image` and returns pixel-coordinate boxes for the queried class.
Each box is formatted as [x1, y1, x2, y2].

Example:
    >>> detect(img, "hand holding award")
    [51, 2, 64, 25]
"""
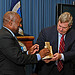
[42, 42, 53, 60]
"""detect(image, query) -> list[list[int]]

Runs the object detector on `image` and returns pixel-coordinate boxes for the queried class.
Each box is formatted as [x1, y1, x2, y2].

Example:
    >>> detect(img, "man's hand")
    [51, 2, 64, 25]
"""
[39, 48, 50, 58]
[28, 44, 39, 55]
[43, 53, 62, 63]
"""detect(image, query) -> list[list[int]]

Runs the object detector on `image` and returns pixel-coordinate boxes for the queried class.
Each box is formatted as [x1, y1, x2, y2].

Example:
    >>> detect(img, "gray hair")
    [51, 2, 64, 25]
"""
[58, 12, 73, 26]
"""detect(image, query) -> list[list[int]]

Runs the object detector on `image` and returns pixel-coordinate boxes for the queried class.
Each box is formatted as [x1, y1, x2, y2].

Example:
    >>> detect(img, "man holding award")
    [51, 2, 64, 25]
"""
[35, 12, 75, 75]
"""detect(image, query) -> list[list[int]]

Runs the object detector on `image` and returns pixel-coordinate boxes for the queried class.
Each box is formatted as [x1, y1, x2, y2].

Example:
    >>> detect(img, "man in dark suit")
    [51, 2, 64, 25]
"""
[0, 11, 50, 75]
[35, 12, 75, 75]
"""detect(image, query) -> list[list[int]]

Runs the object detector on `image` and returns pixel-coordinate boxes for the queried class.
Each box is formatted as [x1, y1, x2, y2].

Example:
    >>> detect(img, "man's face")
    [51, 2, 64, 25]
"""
[11, 16, 22, 34]
[57, 21, 71, 35]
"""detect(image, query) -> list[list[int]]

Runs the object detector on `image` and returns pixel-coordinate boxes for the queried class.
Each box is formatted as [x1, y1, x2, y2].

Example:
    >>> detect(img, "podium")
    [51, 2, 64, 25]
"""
[17, 36, 34, 50]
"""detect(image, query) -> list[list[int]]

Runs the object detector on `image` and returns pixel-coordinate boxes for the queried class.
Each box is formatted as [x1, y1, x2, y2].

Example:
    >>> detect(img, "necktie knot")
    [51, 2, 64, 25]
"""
[61, 35, 64, 40]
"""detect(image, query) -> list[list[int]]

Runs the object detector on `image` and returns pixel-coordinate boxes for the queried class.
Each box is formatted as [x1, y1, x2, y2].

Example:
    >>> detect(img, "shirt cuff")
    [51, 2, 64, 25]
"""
[27, 51, 28, 55]
[36, 53, 41, 61]
[27, 51, 41, 61]
[60, 53, 64, 61]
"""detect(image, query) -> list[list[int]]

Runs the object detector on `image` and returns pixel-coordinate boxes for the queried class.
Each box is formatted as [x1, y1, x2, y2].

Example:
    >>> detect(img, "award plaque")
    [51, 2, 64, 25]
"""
[42, 42, 53, 60]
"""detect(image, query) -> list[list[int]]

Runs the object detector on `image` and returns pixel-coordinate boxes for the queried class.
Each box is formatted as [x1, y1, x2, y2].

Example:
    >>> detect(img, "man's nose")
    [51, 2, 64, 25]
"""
[60, 27, 63, 31]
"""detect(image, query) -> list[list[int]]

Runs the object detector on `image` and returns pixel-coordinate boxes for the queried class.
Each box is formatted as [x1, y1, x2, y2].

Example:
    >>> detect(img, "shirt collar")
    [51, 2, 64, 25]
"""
[58, 33, 62, 37]
[58, 32, 66, 39]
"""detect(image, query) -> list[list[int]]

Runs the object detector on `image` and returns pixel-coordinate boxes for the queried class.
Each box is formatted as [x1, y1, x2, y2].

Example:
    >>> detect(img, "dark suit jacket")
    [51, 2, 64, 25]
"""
[0, 27, 38, 75]
[36, 25, 75, 75]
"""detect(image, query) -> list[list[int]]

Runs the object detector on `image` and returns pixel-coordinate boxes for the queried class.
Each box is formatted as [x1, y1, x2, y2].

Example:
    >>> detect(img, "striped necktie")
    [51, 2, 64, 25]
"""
[57, 35, 65, 72]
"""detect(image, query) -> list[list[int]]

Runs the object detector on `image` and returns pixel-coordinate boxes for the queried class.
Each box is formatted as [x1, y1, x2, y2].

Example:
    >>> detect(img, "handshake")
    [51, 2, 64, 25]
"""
[28, 44, 50, 59]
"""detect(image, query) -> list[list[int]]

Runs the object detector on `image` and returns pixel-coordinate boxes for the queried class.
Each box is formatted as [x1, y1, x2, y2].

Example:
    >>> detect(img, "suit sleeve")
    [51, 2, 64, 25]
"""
[0, 34, 38, 65]
[64, 40, 75, 62]
[36, 29, 46, 50]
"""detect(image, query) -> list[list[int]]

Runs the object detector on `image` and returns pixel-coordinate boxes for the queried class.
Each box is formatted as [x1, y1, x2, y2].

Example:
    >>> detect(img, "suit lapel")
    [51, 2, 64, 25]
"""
[51, 26, 58, 53]
[54, 31, 58, 53]
[65, 29, 73, 52]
